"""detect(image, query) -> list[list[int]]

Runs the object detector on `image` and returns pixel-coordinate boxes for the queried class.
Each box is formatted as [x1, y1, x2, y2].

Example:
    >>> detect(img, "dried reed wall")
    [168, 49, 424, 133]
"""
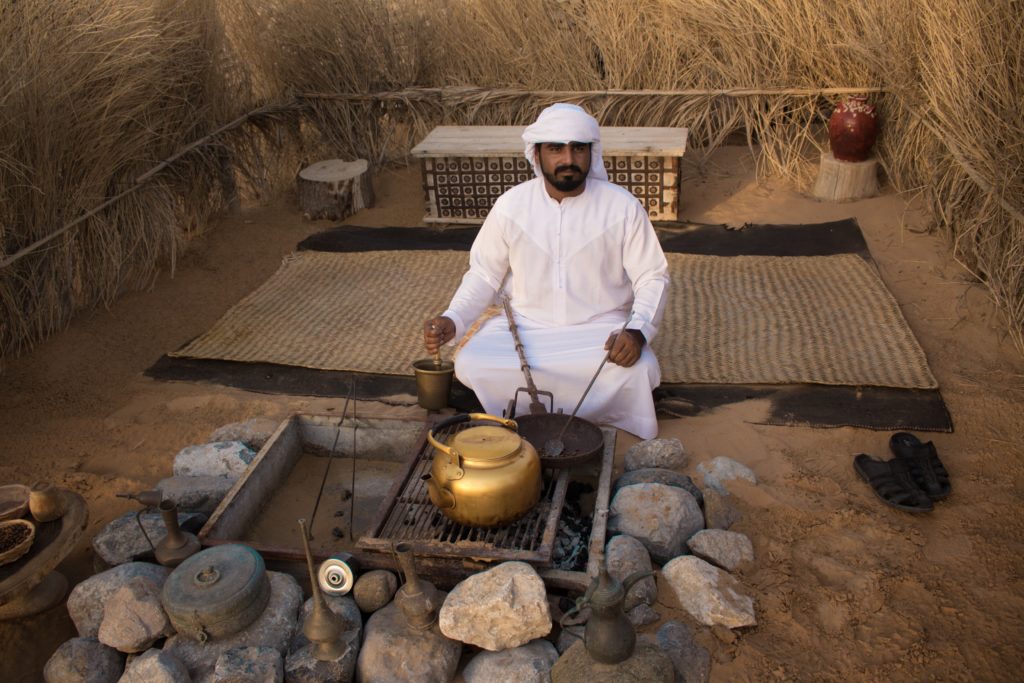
[1, 0, 1021, 362]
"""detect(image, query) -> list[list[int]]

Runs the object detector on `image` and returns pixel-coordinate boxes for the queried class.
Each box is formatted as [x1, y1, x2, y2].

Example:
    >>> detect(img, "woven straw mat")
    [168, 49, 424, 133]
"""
[172, 250, 937, 389]
[651, 253, 936, 388]
[171, 251, 468, 376]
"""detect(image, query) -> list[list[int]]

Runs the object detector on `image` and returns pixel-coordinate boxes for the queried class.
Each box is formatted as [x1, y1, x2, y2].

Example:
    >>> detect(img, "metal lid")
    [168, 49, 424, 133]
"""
[161, 544, 266, 614]
[448, 425, 521, 462]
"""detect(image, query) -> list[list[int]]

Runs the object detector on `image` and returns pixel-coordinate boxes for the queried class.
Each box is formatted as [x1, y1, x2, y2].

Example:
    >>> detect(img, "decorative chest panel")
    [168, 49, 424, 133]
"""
[412, 126, 688, 224]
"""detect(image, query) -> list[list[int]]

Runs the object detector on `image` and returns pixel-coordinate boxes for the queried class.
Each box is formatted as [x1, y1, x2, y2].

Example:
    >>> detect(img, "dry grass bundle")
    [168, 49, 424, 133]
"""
[0, 0, 262, 359]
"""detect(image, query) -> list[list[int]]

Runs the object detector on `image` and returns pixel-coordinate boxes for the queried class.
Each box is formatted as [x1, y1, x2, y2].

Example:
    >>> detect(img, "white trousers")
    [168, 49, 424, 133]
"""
[454, 312, 661, 439]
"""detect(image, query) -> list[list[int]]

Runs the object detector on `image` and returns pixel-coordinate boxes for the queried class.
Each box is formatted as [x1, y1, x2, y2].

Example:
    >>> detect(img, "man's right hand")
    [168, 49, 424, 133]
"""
[423, 316, 456, 355]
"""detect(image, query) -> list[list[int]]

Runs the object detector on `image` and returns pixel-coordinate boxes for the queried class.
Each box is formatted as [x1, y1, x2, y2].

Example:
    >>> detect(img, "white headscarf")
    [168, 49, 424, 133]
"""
[522, 103, 609, 181]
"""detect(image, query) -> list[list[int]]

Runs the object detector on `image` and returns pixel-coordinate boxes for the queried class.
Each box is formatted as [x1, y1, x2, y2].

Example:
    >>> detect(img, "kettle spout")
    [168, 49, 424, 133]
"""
[421, 474, 456, 510]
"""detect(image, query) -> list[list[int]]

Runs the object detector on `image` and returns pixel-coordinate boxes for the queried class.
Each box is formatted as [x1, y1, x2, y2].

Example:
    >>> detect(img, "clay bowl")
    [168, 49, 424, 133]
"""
[0, 518, 37, 566]
[0, 484, 30, 522]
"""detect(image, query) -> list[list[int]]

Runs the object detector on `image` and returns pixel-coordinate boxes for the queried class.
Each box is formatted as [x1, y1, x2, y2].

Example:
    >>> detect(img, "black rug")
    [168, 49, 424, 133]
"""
[148, 220, 952, 432]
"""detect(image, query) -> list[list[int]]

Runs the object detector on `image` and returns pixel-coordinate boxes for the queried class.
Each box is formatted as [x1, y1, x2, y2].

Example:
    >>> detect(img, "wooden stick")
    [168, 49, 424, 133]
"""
[299, 85, 887, 102]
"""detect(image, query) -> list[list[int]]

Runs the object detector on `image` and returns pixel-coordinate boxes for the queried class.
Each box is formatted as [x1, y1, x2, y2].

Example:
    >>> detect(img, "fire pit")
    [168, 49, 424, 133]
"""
[199, 414, 615, 590]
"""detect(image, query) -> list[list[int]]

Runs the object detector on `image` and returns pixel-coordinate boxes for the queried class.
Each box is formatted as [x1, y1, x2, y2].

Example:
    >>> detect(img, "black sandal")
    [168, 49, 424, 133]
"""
[853, 454, 934, 513]
[889, 432, 951, 501]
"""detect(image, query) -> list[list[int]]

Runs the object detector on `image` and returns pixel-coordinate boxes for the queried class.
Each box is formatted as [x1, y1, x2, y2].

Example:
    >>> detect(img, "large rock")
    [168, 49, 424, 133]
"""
[439, 561, 551, 651]
[687, 529, 754, 571]
[289, 595, 362, 653]
[209, 418, 281, 451]
[605, 535, 657, 609]
[463, 638, 559, 683]
[98, 577, 175, 653]
[608, 484, 703, 564]
[92, 511, 204, 567]
[213, 646, 283, 683]
[696, 457, 756, 494]
[352, 570, 397, 614]
[356, 601, 461, 683]
[612, 469, 703, 507]
[661, 556, 756, 629]
[285, 636, 358, 683]
[68, 562, 173, 637]
[550, 639, 673, 683]
[623, 439, 688, 471]
[654, 620, 712, 683]
[702, 488, 742, 530]
[44, 637, 125, 683]
[118, 648, 191, 683]
[172, 441, 256, 479]
[156, 476, 236, 514]
[163, 572, 302, 681]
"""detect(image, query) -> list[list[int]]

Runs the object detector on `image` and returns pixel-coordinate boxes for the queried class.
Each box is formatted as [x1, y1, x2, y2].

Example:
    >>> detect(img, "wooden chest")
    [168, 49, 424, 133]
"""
[411, 126, 688, 224]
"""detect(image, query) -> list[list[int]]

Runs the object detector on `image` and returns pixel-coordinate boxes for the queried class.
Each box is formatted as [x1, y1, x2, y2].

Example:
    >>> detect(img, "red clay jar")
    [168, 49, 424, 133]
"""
[828, 96, 879, 162]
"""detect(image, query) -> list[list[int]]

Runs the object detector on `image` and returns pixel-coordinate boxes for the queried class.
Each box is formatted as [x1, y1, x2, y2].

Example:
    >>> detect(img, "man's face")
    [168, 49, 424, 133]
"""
[536, 142, 591, 193]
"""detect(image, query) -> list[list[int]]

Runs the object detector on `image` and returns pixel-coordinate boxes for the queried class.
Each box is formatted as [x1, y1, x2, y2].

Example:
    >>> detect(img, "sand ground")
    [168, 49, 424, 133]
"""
[1, 147, 1022, 681]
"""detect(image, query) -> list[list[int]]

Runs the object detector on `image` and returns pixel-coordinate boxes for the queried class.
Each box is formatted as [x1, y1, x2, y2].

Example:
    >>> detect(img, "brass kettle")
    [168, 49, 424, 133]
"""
[424, 413, 542, 528]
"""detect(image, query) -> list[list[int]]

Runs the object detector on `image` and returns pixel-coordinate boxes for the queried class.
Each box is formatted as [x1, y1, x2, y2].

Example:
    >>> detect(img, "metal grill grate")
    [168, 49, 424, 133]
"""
[357, 420, 570, 564]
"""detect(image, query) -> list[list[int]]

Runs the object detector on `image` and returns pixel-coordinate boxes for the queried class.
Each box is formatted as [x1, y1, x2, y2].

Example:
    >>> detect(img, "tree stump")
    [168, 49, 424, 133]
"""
[297, 159, 374, 221]
[813, 151, 879, 201]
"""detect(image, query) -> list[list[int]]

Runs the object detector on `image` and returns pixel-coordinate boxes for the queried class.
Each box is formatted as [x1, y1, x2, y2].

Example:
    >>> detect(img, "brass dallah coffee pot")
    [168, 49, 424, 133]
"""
[564, 558, 654, 664]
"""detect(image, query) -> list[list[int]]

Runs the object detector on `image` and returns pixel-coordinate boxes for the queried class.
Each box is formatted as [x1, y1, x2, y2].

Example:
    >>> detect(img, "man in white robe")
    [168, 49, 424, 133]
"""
[423, 103, 669, 439]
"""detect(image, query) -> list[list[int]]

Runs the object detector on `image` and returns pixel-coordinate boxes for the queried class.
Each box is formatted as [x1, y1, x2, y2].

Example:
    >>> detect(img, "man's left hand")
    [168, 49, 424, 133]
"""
[605, 329, 645, 367]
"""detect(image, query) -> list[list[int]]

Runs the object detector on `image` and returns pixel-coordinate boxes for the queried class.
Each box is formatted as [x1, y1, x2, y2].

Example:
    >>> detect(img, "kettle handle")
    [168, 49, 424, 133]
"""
[426, 413, 518, 460]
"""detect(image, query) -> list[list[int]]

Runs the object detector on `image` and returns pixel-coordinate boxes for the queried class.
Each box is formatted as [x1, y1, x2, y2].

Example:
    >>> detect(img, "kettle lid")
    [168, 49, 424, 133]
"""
[449, 425, 521, 462]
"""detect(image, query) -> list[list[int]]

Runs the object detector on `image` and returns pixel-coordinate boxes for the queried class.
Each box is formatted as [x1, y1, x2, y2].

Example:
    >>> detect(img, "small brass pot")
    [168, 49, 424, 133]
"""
[424, 413, 542, 528]
[412, 359, 454, 411]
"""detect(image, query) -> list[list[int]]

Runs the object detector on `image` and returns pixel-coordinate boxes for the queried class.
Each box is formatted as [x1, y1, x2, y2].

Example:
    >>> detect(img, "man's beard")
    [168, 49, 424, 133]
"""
[542, 164, 586, 192]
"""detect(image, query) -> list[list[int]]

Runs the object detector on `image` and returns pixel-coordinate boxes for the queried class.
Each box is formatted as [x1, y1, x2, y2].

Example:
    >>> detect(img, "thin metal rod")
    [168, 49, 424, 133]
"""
[310, 383, 355, 534]
[555, 315, 633, 444]
[349, 378, 358, 540]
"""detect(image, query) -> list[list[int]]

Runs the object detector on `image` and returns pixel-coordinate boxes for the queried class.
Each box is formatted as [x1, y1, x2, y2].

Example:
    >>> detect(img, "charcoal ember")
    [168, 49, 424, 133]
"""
[552, 482, 594, 571]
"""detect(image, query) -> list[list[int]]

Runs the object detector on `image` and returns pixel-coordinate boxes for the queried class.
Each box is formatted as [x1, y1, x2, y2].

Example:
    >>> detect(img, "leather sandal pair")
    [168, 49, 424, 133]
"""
[854, 433, 951, 513]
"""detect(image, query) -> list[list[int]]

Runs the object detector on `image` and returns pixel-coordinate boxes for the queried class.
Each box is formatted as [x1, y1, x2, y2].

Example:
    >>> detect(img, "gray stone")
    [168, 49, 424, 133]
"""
[627, 603, 661, 628]
[118, 649, 191, 683]
[605, 535, 657, 610]
[356, 601, 461, 683]
[68, 562, 173, 637]
[44, 637, 125, 683]
[463, 638, 558, 683]
[623, 438, 688, 471]
[289, 595, 362, 653]
[156, 476, 236, 514]
[172, 441, 256, 479]
[213, 646, 283, 683]
[661, 556, 756, 629]
[163, 572, 302, 681]
[98, 577, 174, 653]
[613, 469, 703, 507]
[555, 625, 584, 654]
[702, 488, 742, 530]
[655, 620, 711, 683]
[696, 457, 756, 494]
[352, 570, 398, 614]
[209, 418, 281, 451]
[608, 484, 703, 565]
[687, 529, 754, 571]
[92, 511, 204, 567]
[550, 639, 673, 683]
[439, 561, 551, 651]
[285, 637, 358, 683]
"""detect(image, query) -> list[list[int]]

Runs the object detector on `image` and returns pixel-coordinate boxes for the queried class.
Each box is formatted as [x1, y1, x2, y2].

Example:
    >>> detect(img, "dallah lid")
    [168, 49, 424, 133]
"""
[522, 103, 608, 181]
